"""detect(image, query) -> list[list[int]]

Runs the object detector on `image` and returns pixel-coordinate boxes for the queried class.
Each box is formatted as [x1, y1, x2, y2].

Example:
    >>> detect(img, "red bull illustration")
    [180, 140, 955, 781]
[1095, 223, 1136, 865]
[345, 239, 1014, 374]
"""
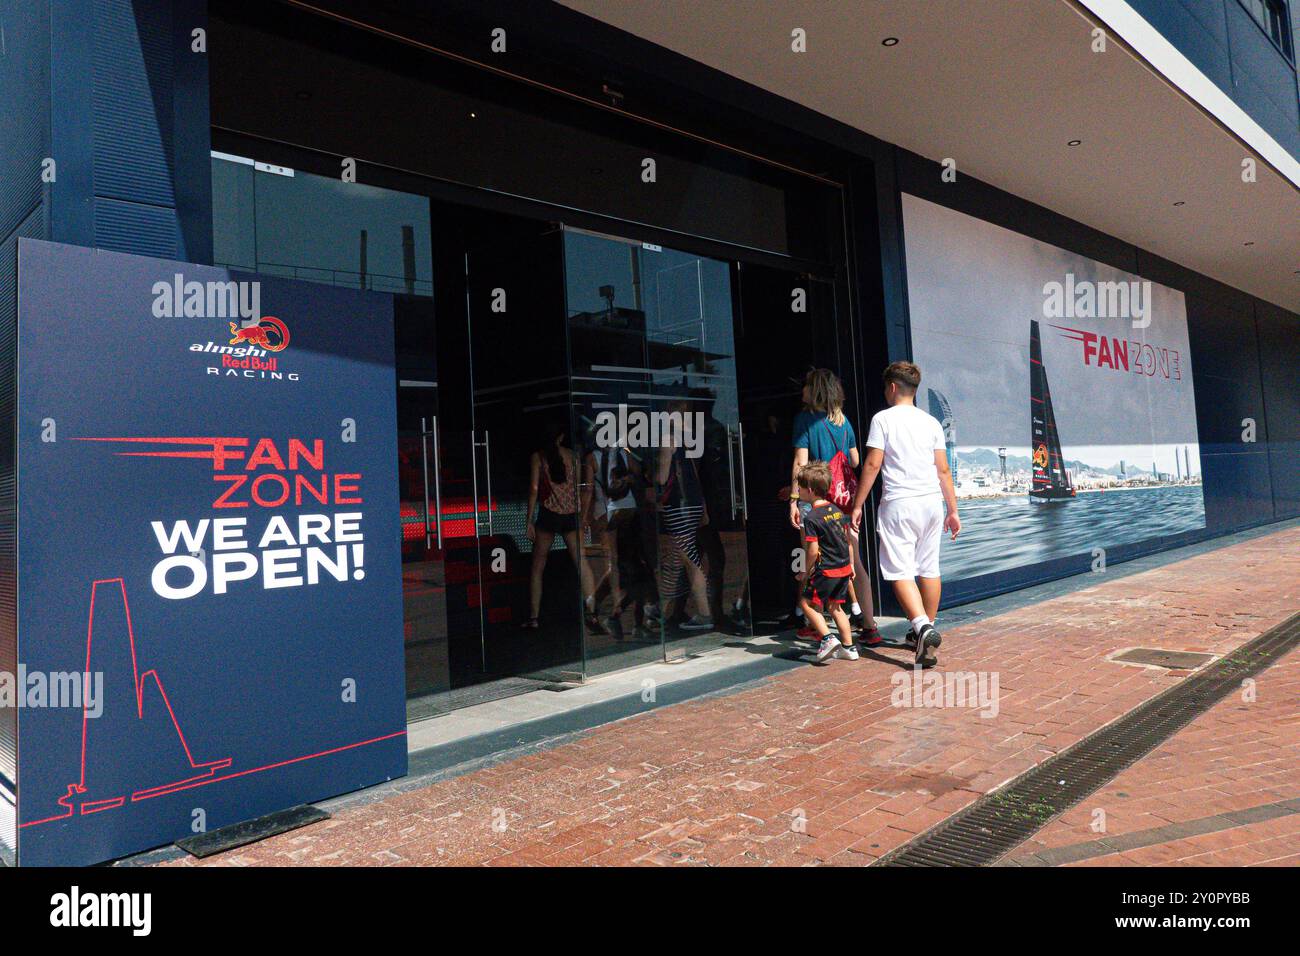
[228, 315, 290, 352]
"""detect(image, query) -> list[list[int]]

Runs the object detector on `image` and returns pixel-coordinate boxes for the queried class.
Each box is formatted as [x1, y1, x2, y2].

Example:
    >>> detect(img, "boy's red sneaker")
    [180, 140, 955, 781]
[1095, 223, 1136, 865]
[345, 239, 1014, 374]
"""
[796, 625, 819, 639]
[859, 626, 884, 648]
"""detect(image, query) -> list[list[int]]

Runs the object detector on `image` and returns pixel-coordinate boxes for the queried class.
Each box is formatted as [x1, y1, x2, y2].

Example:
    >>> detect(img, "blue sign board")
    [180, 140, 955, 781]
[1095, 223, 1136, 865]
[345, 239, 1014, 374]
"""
[15, 239, 406, 866]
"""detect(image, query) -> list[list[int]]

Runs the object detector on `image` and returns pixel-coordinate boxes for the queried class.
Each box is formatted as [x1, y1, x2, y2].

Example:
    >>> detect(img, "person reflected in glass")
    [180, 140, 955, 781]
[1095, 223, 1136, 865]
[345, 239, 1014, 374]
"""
[692, 388, 736, 629]
[655, 399, 713, 631]
[584, 440, 647, 638]
[525, 422, 595, 629]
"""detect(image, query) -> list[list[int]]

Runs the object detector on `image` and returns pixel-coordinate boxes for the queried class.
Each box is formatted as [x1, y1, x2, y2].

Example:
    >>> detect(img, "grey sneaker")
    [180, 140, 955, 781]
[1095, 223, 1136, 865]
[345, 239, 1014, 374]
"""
[833, 643, 859, 661]
[679, 615, 715, 631]
[815, 635, 841, 662]
[915, 623, 941, 668]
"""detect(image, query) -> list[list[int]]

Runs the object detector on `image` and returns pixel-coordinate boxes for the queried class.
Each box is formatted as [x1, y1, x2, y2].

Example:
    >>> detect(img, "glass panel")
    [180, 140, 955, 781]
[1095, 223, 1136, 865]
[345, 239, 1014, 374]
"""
[564, 233, 665, 674]
[211, 155, 257, 270]
[563, 230, 754, 665]
[394, 296, 451, 701]
[466, 221, 586, 684]
[211, 155, 433, 297]
[732, 266, 876, 628]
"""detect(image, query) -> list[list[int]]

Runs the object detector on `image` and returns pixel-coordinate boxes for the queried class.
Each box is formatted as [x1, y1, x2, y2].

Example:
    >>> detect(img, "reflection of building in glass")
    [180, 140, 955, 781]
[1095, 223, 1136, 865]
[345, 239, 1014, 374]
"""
[928, 388, 957, 483]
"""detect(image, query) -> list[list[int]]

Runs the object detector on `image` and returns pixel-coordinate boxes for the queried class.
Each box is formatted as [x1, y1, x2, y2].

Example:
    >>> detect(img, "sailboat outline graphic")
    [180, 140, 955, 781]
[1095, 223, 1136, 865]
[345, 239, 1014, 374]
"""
[19, 574, 408, 837]
[52, 577, 232, 821]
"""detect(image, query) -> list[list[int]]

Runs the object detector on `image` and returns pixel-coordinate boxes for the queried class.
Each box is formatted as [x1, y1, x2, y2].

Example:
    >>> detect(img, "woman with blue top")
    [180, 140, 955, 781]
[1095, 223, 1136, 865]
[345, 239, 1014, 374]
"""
[789, 368, 879, 644]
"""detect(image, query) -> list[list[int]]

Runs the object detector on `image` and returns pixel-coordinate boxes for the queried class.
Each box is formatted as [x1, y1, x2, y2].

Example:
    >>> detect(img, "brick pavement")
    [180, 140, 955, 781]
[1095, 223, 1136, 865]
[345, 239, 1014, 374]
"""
[164, 525, 1299, 867]
[1006, 641, 1299, 867]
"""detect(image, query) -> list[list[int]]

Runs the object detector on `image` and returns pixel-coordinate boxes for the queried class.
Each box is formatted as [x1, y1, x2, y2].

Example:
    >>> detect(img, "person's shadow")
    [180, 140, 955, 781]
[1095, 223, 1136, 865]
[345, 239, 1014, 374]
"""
[855, 645, 917, 669]
[724, 626, 920, 668]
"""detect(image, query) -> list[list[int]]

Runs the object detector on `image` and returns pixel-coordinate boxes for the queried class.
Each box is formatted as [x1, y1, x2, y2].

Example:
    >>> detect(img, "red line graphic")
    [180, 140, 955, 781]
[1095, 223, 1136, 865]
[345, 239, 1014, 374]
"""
[21, 578, 405, 830]
[1050, 324, 1091, 342]
[71, 436, 250, 465]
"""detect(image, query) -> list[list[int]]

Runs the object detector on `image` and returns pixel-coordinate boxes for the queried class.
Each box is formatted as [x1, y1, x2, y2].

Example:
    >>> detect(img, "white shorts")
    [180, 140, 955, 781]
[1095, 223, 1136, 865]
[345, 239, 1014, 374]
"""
[877, 494, 944, 580]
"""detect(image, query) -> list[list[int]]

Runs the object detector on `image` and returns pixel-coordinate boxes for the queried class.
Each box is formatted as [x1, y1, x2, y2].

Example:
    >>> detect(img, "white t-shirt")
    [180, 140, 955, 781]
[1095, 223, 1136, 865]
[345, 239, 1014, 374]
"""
[865, 404, 946, 501]
[594, 449, 637, 512]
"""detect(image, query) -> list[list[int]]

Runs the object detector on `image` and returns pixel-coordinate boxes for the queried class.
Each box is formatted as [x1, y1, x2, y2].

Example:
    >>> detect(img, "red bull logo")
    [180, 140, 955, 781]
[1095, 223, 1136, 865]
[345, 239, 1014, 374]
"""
[228, 316, 290, 352]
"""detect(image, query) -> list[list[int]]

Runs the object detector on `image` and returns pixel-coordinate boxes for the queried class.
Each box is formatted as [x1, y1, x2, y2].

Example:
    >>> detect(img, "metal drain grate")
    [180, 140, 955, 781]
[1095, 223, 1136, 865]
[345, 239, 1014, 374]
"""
[878, 612, 1300, 867]
[1111, 647, 1215, 669]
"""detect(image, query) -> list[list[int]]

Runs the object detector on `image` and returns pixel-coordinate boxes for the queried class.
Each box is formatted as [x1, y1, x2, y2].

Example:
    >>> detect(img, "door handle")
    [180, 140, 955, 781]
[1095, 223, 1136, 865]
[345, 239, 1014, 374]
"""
[737, 421, 749, 520]
[430, 415, 443, 549]
[726, 425, 737, 520]
[482, 430, 494, 536]
[420, 417, 433, 550]
[470, 431, 481, 539]
[472, 431, 494, 537]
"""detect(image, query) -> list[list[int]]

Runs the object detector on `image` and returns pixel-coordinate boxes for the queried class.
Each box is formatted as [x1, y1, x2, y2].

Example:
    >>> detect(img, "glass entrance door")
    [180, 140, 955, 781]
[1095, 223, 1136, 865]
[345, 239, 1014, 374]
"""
[732, 265, 874, 626]
[401, 207, 588, 712]
[395, 294, 485, 715]
[464, 218, 586, 684]
[561, 229, 755, 666]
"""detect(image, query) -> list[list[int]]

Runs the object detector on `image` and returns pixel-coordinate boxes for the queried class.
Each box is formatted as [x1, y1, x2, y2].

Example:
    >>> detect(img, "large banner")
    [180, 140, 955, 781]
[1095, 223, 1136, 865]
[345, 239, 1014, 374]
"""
[900, 195, 1205, 584]
[15, 239, 405, 866]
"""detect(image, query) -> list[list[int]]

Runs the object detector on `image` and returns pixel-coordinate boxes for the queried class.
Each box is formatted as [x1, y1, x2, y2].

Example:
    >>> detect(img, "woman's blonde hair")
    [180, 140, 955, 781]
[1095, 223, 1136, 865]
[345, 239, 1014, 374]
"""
[803, 368, 846, 426]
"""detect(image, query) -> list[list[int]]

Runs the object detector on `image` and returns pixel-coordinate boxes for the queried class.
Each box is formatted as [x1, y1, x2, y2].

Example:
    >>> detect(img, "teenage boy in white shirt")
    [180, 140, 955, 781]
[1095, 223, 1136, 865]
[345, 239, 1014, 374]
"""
[850, 362, 960, 668]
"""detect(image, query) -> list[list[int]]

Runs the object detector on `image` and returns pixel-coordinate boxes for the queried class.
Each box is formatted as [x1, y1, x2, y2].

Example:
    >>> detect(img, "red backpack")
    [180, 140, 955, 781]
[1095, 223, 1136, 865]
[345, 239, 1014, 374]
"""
[822, 418, 858, 508]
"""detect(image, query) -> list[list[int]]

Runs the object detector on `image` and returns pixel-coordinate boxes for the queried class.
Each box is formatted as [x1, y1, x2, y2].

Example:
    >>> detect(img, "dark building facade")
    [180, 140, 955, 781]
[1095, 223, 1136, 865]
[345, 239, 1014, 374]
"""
[1128, 0, 1299, 157]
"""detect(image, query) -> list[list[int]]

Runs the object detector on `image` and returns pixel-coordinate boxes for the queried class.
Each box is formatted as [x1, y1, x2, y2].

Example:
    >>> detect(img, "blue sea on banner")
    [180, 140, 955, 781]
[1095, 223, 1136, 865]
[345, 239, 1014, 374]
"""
[939, 485, 1206, 581]
[16, 239, 406, 866]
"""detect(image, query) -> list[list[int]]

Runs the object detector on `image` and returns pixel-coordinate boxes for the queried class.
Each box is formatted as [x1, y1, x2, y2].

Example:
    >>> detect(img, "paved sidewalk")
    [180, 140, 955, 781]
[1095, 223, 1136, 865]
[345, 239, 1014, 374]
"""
[165, 525, 1299, 866]
[1005, 642, 1299, 867]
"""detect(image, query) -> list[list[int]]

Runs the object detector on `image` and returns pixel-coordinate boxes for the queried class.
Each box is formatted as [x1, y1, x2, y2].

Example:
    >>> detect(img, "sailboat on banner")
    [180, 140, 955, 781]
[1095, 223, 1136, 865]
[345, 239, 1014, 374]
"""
[1029, 319, 1076, 503]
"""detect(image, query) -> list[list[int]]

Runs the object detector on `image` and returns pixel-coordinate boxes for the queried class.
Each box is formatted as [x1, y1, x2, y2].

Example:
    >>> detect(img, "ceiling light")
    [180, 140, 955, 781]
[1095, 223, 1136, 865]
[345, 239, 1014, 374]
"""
[882, 37, 899, 46]
[1067, 139, 1082, 147]
[1173, 201, 1185, 206]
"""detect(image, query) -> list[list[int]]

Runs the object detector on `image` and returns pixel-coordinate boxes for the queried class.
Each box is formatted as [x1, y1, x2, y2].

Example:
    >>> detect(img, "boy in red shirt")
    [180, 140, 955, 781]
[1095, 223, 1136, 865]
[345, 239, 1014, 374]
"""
[798, 461, 858, 663]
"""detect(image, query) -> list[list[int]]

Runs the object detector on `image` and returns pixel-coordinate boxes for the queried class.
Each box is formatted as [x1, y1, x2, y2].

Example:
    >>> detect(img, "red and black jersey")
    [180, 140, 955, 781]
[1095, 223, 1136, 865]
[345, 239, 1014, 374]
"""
[803, 501, 852, 577]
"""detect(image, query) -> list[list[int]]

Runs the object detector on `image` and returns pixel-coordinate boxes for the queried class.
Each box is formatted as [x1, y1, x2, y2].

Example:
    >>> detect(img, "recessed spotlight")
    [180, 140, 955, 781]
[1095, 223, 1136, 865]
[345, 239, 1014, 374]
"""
[294, 90, 312, 101]
[882, 37, 899, 46]
[1173, 201, 1185, 206]
[1067, 139, 1082, 147]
